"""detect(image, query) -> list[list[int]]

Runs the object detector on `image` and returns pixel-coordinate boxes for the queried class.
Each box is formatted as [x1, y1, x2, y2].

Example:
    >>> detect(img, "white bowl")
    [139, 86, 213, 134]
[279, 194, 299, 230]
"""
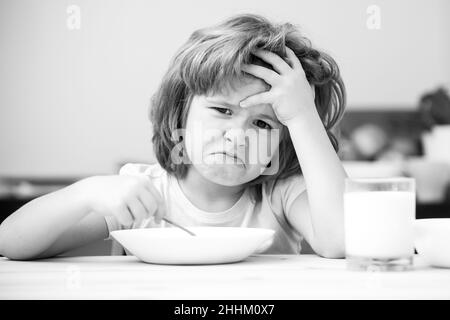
[414, 219, 450, 268]
[111, 227, 275, 265]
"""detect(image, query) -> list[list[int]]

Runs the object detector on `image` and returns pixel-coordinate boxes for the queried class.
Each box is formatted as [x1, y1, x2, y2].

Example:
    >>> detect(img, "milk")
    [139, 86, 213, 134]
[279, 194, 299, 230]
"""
[344, 191, 415, 259]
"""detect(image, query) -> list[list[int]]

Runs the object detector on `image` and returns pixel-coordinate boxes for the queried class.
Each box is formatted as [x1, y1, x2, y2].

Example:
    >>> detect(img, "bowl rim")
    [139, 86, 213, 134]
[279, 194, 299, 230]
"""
[110, 226, 276, 238]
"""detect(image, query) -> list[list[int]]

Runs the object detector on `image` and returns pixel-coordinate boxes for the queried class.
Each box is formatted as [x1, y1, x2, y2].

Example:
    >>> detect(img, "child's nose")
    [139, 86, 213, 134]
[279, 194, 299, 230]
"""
[224, 128, 247, 147]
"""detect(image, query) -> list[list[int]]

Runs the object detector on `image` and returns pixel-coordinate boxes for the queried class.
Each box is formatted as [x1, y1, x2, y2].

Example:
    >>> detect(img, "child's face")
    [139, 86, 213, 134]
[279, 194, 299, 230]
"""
[183, 78, 283, 186]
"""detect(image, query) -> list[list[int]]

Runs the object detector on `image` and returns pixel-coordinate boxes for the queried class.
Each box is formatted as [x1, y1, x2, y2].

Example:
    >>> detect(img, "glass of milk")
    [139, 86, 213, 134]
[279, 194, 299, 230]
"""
[344, 177, 416, 271]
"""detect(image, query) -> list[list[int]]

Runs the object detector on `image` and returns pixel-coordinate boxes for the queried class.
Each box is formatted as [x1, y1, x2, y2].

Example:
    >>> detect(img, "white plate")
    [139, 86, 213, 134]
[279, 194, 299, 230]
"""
[111, 227, 275, 265]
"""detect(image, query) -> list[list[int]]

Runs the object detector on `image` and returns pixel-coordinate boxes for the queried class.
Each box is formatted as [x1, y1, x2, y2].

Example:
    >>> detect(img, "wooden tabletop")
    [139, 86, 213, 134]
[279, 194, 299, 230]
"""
[1, 254, 449, 299]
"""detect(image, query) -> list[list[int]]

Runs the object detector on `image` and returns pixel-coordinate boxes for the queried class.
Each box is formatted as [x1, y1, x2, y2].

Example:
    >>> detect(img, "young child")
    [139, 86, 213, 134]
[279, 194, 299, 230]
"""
[0, 14, 347, 260]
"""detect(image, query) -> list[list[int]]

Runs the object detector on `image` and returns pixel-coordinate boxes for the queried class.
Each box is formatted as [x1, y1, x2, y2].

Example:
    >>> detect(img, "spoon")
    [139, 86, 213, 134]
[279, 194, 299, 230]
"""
[162, 217, 197, 236]
[140, 216, 196, 236]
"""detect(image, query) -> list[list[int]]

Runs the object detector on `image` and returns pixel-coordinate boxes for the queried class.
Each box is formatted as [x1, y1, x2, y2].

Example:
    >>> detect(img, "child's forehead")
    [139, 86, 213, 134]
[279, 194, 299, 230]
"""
[206, 77, 269, 101]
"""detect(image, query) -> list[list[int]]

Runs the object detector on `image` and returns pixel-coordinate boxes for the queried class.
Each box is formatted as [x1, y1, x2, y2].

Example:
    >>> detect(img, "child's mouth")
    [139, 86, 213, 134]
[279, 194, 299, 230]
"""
[210, 152, 245, 166]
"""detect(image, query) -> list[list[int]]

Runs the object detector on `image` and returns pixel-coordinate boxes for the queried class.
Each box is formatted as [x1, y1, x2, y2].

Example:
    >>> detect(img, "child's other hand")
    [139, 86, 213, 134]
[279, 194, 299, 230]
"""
[79, 175, 166, 227]
[240, 47, 316, 126]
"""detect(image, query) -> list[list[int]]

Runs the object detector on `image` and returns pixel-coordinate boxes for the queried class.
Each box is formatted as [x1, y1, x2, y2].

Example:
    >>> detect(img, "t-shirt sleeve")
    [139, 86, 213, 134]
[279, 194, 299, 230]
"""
[265, 174, 307, 237]
[119, 162, 154, 176]
[273, 174, 307, 216]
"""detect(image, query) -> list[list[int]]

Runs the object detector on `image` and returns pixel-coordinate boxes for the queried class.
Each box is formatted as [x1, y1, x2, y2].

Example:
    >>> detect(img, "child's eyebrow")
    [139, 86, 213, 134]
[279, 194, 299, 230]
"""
[205, 98, 239, 109]
[205, 98, 279, 123]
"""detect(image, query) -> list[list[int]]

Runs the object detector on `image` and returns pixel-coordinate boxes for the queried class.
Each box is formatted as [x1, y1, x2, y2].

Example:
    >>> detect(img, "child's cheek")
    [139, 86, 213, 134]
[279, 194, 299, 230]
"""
[248, 129, 281, 165]
[185, 122, 223, 163]
[202, 127, 223, 146]
[269, 130, 281, 157]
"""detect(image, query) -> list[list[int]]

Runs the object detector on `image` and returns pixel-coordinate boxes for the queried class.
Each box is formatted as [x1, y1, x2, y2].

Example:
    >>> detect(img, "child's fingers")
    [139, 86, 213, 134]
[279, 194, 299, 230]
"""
[138, 189, 159, 217]
[143, 180, 166, 215]
[115, 203, 134, 227]
[252, 49, 292, 74]
[143, 178, 164, 204]
[126, 197, 148, 225]
[241, 64, 279, 86]
[153, 206, 166, 224]
[285, 47, 302, 69]
[141, 178, 167, 223]
[144, 190, 166, 223]
[240, 91, 273, 108]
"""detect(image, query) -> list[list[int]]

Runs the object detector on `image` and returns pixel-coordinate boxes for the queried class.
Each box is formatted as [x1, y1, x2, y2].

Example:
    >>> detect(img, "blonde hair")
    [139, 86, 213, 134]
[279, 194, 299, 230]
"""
[150, 14, 346, 199]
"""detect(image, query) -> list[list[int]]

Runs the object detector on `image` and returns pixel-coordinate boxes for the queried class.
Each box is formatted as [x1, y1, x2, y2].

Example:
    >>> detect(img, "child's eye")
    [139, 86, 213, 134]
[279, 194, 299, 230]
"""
[212, 107, 232, 116]
[253, 119, 272, 130]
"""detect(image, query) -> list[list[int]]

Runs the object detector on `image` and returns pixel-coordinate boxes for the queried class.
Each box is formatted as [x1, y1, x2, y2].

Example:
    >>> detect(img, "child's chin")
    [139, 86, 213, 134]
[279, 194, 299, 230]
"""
[199, 164, 249, 186]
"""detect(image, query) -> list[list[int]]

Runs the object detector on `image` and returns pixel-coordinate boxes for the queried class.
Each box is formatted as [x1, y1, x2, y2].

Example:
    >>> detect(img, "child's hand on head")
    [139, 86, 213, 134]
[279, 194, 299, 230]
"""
[78, 175, 166, 227]
[240, 47, 316, 126]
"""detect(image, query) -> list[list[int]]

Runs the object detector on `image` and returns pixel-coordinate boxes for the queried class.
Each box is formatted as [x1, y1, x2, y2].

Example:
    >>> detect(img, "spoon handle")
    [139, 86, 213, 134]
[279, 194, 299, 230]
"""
[162, 217, 196, 236]
[139, 217, 196, 236]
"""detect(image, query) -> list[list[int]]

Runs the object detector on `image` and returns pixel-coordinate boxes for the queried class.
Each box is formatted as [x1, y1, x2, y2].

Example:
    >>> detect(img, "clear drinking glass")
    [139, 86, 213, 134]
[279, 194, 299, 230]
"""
[344, 177, 416, 271]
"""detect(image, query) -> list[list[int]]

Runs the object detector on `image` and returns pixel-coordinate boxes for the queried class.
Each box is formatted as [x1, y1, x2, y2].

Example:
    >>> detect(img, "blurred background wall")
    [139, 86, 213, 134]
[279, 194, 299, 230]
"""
[1, 0, 449, 177]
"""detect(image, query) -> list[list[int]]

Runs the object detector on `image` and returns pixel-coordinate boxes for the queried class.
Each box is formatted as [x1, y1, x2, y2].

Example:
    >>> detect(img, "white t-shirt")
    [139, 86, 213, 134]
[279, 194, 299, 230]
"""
[105, 163, 307, 255]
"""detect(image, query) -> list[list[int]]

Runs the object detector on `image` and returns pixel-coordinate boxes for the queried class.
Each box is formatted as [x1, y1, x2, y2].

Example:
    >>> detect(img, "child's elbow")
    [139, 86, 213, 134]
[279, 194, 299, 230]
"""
[0, 240, 43, 260]
[0, 249, 35, 261]
[0, 224, 36, 261]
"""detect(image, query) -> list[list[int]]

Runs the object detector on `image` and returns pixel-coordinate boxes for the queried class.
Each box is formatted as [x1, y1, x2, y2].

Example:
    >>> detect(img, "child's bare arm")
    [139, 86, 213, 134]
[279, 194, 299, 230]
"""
[32, 210, 110, 259]
[240, 48, 347, 258]
[0, 175, 165, 260]
[0, 179, 98, 260]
